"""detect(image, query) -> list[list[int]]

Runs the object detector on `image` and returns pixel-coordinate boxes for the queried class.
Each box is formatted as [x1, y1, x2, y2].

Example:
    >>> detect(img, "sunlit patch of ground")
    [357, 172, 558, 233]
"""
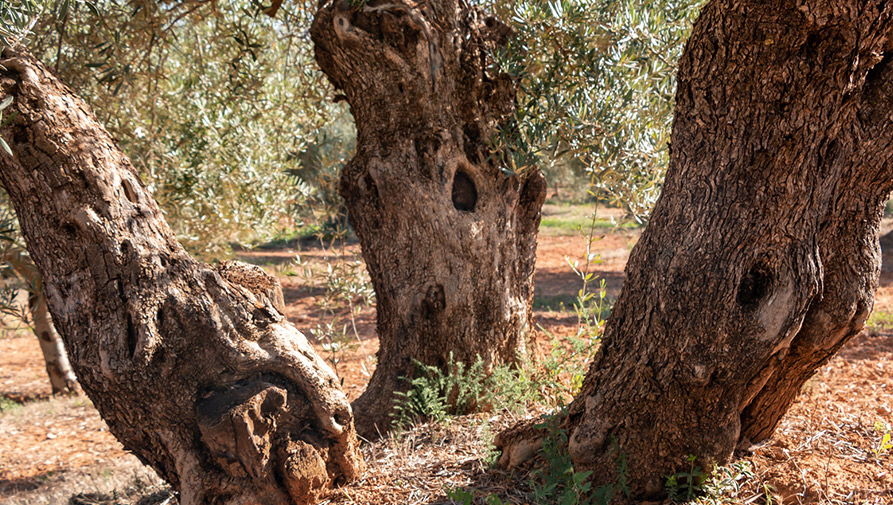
[2, 222, 892, 504]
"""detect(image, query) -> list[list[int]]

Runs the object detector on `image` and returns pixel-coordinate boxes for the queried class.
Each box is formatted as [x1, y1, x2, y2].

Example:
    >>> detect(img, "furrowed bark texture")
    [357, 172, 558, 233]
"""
[311, 0, 546, 436]
[500, 0, 893, 498]
[0, 50, 363, 505]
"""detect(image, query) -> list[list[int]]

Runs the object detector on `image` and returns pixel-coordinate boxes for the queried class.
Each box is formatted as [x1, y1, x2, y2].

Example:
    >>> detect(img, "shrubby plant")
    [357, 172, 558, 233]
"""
[391, 238, 613, 430]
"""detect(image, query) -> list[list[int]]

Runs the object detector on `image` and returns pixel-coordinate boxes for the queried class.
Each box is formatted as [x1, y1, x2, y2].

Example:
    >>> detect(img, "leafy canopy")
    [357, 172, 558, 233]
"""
[1, 0, 702, 247]
[487, 0, 701, 216]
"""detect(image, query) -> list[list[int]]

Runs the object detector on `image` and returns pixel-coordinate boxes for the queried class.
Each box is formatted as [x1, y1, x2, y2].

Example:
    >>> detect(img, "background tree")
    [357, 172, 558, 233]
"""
[27, 0, 340, 256]
[499, 0, 893, 498]
[309, 0, 701, 436]
[311, 0, 549, 437]
[487, 0, 700, 216]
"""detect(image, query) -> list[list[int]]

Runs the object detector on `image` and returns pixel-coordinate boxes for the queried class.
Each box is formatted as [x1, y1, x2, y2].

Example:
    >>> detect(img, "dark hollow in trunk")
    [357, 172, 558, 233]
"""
[0, 49, 364, 505]
[311, 0, 546, 437]
[499, 0, 893, 499]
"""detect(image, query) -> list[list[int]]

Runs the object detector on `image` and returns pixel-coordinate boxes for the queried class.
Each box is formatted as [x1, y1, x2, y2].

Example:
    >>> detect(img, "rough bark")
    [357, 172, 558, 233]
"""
[4, 247, 80, 394]
[498, 0, 893, 499]
[311, 0, 546, 437]
[0, 49, 363, 505]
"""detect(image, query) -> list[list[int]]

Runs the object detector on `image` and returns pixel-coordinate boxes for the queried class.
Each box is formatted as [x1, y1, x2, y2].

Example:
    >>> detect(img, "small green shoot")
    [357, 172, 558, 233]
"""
[665, 454, 705, 502]
[873, 421, 892, 458]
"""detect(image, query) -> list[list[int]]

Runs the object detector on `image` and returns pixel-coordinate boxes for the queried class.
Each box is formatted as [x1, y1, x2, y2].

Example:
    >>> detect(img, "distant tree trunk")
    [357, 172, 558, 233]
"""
[881, 227, 893, 252]
[0, 49, 363, 505]
[28, 285, 80, 395]
[498, 0, 893, 499]
[311, 1, 546, 436]
[4, 247, 80, 394]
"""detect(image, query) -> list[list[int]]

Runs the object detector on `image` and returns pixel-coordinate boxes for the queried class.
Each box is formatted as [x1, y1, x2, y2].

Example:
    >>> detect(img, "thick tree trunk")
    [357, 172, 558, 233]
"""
[0, 50, 363, 505]
[498, 0, 893, 499]
[4, 247, 81, 394]
[311, 1, 546, 436]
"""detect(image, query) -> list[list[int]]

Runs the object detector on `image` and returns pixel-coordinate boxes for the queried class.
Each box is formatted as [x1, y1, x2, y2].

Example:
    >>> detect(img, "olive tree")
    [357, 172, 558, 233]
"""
[498, 0, 893, 498]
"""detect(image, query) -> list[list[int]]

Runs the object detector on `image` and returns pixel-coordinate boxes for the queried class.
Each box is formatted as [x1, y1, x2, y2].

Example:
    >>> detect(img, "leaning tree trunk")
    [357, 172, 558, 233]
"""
[0, 49, 363, 505]
[4, 247, 80, 394]
[496, 0, 893, 499]
[311, 1, 546, 436]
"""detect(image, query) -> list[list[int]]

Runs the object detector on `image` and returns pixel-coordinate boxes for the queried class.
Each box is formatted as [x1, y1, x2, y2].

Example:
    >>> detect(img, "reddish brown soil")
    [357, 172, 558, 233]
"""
[1, 231, 891, 504]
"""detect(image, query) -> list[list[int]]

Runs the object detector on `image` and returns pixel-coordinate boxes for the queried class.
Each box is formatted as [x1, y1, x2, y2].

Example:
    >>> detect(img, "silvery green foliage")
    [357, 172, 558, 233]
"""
[13, 0, 702, 251]
[0, 0, 40, 47]
[27, 0, 348, 256]
[488, 0, 702, 218]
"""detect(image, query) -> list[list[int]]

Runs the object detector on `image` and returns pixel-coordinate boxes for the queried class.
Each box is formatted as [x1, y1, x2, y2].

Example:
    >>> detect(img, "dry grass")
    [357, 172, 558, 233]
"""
[1, 395, 171, 505]
[736, 330, 893, 505]
[3, 329, 888, 505]
[323, 409, 550, 505]
[2, 460, 170, 505]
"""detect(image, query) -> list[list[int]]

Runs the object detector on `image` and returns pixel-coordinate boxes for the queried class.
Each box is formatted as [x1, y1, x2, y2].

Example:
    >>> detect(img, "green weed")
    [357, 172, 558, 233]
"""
[533, 293, 614, 318]
[532, 293, 578, 312]
[445, 486, 507, 505]
[873, 421, 892, 458]
[694, 461, 758, 504]
[666, 459, 765, 504]
[665, 454, 705, 502]
[390, 342, 598, 432]
[868, 309, 893, 331]
[390, 360, 474, 426]
[443, 414, 628, 505]
[540, 216, 637, 236]
[310, 319, 358, 382]
[391, 354, 490, 430]
[531, 414, 628, 505]
[0, 395, 20, 414]
[293, 249, 374, 379]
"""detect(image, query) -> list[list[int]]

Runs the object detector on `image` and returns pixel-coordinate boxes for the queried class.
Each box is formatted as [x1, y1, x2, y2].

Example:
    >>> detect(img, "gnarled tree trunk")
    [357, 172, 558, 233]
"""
[499, 0, 893, 499]
[311, 0, 546, 436]
[0, 49, 363, 505]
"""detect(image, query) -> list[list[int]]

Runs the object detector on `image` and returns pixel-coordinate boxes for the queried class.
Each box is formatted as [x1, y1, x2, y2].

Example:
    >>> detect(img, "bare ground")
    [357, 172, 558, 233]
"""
[1, 224, 891, 504]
